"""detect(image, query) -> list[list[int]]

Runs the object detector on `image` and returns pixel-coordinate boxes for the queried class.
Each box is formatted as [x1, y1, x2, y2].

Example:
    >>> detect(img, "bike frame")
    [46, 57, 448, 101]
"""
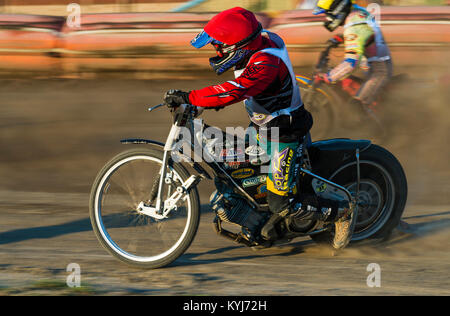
[137, 103, 360, 220]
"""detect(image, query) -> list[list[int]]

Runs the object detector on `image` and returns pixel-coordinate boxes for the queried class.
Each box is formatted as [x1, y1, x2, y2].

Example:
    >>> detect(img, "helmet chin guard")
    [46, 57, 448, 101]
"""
[209, 48, 253, 75]
[207, 23, 262, 75]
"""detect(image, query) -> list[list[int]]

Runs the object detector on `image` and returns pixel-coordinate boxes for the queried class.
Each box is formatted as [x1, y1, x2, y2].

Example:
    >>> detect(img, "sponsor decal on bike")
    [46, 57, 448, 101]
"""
[254, 183, 268, 199]
[257, 183, 267, 194]
[252, 113, 267, 122]
[223, 160, 250, 169]
[315, 182, 327, 193]
[245, 145, 266, 157]
[254, 192, 267, 200]
[220, 147, 245, 160]
[242, 175, 267, 188]
[231, 168, 255, 179]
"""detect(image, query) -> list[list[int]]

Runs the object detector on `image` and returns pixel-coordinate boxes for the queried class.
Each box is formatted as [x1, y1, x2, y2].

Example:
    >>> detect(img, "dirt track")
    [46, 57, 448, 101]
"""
[0, 69, 449, 296]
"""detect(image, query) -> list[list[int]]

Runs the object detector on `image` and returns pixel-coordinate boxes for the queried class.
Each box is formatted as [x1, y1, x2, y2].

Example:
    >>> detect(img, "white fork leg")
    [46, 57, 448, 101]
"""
[155, 123, 182, 212]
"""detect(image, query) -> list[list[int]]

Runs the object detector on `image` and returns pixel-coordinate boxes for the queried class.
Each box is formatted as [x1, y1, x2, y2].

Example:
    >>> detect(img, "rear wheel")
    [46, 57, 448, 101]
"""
[310, 144, 407, 244]
[89, 148, 200, 268]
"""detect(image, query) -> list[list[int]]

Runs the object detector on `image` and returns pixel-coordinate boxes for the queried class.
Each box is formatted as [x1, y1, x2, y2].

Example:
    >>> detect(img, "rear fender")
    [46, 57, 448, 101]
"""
[307, 139, 371, 177]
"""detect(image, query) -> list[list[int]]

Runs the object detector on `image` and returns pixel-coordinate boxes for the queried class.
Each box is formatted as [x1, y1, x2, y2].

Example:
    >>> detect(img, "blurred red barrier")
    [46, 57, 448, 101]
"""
[0, 15, 64, 75]
[271, 6, 450, 46]
[271, 6, 450, 26]
[0, 7, 448, 76]
[60, 12, 272, 51]
[272, 7, 450, 67]
[0, 14, 63, 51]
[58, 12, 271, 74]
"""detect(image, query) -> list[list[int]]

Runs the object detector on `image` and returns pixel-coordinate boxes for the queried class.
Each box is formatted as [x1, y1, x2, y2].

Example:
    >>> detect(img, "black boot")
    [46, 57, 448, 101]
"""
[261, 194, 350, 240]
[260, 192, 350, 241]
[260, 192, 291, 241]
[260, 208, 290, 241]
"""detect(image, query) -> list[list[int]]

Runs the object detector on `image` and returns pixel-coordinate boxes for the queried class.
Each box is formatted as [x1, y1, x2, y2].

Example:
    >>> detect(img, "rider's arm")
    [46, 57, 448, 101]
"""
[188, 52, 286, 108]
[327, 23, 374, 83]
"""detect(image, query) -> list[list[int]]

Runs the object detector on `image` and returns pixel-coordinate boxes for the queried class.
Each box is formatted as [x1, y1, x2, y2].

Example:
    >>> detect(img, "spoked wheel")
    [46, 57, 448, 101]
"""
[310, 144, 407, 244]
[89, 148, 200, 269]
[344, 180, 387, 240]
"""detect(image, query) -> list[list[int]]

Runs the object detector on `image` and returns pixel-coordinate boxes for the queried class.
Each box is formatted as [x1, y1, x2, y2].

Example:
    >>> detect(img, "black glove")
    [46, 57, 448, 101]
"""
[327, 34, 344, 48]
[163, 89, 190, 110]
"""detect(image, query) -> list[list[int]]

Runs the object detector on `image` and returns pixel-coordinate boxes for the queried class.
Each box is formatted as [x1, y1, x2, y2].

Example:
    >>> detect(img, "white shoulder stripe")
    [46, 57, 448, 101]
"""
[227, 81, 246, 89]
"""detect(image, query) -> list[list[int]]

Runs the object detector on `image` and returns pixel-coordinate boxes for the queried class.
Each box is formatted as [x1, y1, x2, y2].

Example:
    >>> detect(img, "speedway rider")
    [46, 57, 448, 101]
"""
[163, 7, 353, 249]
[313, 0, 392, 116]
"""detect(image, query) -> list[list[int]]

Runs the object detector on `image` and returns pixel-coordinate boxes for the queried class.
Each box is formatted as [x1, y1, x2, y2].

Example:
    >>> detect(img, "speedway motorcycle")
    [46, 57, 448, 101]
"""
[89, 102, 407, 269]
[296, 36, 409, 139]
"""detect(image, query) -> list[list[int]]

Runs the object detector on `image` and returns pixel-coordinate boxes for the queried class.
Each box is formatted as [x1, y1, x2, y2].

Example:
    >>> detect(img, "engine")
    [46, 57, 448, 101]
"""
[209, 180, 265, 237]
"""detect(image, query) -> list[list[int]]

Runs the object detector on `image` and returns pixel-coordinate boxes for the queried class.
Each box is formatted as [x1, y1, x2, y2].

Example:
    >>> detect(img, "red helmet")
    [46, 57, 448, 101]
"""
[191, 7, 263, 75]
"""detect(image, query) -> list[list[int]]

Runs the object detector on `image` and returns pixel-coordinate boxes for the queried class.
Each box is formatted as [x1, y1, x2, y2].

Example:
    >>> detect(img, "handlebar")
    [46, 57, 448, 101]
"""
[148, 102, 192, 114]
[315, 46, 332, 73]
[314, 34, 343, 74]
[148, 102, 223, 116]
[148, 103, 165, 112]
[310, 36, 343, 89]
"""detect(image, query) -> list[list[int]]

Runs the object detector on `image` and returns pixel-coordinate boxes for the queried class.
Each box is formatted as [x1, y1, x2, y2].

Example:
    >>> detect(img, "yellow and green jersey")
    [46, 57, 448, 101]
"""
[328, 5, 391, 82]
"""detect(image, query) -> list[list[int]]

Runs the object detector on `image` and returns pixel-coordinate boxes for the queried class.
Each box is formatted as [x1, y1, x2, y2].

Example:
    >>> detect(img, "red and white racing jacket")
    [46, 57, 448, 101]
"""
[189, 32, 303, 126]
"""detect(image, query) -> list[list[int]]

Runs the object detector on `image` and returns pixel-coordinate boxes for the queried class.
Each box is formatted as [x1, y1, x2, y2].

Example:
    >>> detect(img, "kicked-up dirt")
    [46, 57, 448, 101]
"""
[0, 67, 449, 296]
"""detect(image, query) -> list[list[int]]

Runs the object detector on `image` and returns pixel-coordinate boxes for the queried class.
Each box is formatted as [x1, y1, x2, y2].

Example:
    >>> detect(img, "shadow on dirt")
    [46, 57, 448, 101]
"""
[0, 217, 92, 245]
[172, 242, 310, 268]
[0, 207, 448, 267]
[0, 205, 215, 245]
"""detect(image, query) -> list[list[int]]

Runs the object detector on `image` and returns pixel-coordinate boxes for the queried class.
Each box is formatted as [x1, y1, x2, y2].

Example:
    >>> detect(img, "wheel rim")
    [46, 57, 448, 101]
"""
[330, 160, 395, 241]
[94, 155, 192, 263]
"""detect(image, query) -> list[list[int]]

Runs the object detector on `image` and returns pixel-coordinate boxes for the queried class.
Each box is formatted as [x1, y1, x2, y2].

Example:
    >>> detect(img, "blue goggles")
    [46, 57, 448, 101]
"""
[191, 31, 216, 49]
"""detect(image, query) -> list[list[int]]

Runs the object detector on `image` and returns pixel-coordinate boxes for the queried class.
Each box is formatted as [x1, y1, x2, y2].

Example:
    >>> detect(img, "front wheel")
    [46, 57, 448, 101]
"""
[89, 148, 200, 268]
[311, 144, 408, 244]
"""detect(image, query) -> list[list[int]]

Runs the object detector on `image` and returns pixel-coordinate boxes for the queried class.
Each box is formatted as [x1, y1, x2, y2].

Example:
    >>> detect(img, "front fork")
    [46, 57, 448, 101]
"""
[148, 120, 202, 218]
[155, 150, 170, 212]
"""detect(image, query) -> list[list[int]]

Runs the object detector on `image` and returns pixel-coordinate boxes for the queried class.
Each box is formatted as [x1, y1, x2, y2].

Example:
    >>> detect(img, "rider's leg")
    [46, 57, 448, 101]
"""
[260, 140, 299, 241]
[258, 107, 351, 241]
[354, 59, 393, 113]
[260, 135, 347, 240]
